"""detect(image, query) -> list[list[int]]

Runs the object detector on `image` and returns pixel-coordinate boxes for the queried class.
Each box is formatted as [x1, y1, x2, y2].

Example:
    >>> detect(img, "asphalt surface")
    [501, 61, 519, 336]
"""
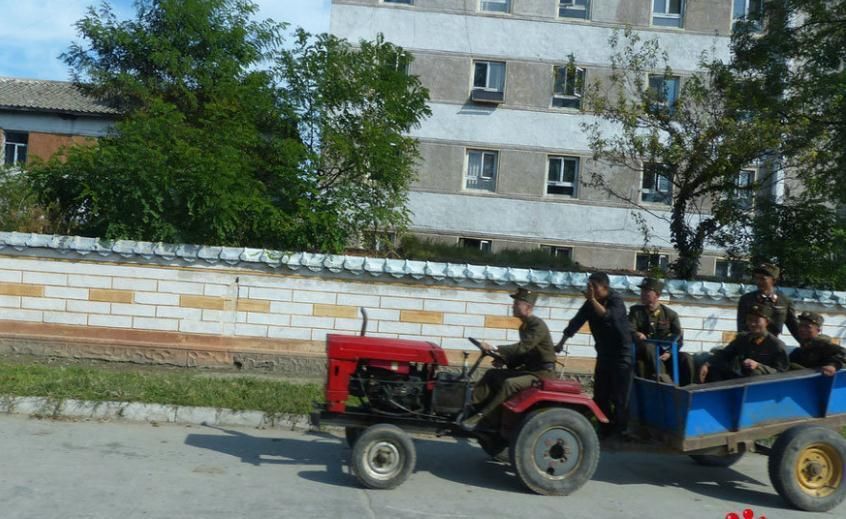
[1, 414, 842, 519]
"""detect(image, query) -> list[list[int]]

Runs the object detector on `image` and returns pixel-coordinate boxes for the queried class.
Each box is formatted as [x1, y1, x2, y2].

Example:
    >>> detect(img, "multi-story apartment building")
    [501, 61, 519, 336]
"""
[331, 0, 765, 276]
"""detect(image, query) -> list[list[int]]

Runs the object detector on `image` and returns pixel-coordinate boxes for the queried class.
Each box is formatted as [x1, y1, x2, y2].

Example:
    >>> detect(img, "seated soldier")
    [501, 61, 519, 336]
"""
[790, 311, 846, 376]
[462, 287, 556, 430]
[629, 277, 694, 385]
[699, 304, 789, 383]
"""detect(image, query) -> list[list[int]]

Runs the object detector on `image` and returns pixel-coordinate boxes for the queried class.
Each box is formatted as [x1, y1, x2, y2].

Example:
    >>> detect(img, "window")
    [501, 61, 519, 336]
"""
[559, 0, 589, 19]
[642, 163, 673, 204]
[3, 131, 28, 166]
[648, 75, 680, 111]
[552, 65, 585, 109]
[384, 0, 413, 4]
[652, 0, 684, 28]
[547, 156, 579, 196]
[541, 245, 573, 260]
[637, 253, 669, 272]
[480, 0, 509, 13]
[715, 259, 747, 280]
[460, 238, 492, 253]
[472, 60, 506, 103]
[734, 169, 756, 211]
[465, 150, 498, 192]
[732, 0, 762, 31]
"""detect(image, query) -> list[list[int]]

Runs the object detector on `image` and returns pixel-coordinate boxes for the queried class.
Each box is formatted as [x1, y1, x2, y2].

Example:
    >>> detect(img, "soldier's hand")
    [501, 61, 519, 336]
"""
[491, 358, 505, 369]
[699, 363, 709, 384]
[583, 283, 595, 301]
[821, 365, 837, 377]
[743, 359, 759, 371]
[479, 341, 494, 353]
[555, 337, 566, 354]
[634, 332, 647, 342]
[659, 352, 671, 361]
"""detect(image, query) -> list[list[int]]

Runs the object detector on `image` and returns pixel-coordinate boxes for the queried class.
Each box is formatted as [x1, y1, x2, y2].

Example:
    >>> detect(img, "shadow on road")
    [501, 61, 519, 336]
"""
[592, 451, 785, 509]
[184, 426, 789, 509]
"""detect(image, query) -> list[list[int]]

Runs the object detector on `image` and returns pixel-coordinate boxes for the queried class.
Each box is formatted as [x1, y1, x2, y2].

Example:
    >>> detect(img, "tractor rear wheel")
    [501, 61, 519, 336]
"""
[510, 407, 599, 496]
[352, 424, 416, 490]
[768, 425, 846, 512]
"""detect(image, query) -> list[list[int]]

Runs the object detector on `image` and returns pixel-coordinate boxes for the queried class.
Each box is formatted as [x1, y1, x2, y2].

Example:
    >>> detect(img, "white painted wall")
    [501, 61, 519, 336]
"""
[0, 112, 115, 137]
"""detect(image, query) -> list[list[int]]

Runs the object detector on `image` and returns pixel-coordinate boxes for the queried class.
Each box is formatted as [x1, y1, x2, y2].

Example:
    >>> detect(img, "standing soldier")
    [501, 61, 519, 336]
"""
[790, 311, 846, 376]
[629, 278, 693, 385]
[558, 272, 632, 438]
[737, 263, 799, 341]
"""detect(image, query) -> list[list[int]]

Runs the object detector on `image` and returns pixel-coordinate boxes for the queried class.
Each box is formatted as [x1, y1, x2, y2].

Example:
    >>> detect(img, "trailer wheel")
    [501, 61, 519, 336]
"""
[510, 408, 599, 496]
[689, 453, 745, 467]
[345, 427, 363, 448]
[352, 424, 416, 490]
[768, 425, 846, 512]
[477, 433, 509, 462]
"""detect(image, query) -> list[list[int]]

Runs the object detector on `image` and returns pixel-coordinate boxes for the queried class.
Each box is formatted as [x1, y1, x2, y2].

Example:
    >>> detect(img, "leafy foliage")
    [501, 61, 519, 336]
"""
[0, 167, 54, 233]
[398, 236, 575, 271]
[583, 29, 783, 279]
[28, 0, 429, 253]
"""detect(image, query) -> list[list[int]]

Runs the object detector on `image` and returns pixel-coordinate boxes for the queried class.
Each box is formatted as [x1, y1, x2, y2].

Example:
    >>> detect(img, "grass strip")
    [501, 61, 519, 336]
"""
[0, 361, 323, 415]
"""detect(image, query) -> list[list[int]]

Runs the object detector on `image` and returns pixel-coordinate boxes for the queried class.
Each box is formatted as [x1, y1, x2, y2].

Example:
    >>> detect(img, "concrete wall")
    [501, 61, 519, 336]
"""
[0, 112, 114, 138]
[1, 243, 842, 376]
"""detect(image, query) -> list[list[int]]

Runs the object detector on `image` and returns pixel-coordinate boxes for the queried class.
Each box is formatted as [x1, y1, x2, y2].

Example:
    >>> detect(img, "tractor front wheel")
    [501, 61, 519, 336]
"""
[351, 424, 416, 490]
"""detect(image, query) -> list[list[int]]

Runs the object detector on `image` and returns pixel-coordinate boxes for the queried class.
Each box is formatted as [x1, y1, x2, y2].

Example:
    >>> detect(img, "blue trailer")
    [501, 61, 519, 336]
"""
[628, 340, 846, 512]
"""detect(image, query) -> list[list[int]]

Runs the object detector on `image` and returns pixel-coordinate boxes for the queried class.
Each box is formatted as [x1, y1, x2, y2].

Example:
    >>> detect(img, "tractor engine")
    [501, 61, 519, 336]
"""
[349, 361, 427, 415]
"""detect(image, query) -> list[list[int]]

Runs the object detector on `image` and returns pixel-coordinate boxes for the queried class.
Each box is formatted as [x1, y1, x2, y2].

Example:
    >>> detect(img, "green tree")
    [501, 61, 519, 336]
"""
[29, 0, 430, 253]
[582, 29, 783, 278]
[276, 30, 431, 251]
[0, 167, 54, 233]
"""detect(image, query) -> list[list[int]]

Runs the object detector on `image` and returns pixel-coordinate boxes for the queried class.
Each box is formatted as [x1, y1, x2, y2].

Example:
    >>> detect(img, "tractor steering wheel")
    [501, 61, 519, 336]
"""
[467, 337, 507, 366]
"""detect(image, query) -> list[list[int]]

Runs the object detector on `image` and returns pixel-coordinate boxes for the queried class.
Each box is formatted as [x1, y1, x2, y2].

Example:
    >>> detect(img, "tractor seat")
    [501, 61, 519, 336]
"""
[539, 379, 582, 394]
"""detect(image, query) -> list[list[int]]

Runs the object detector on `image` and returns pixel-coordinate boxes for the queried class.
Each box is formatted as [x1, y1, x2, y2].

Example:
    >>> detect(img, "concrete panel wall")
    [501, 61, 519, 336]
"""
[410, 53, 471, 102]
[414, 141, 466, 191]
[1, 250, 843, 373]
[685, 0, 732, 35]
[591, 0, 651, 27]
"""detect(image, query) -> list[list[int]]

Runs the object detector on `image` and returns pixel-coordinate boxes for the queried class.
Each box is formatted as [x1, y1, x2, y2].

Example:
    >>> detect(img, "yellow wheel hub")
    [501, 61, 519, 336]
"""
[795, 443, 843, 497]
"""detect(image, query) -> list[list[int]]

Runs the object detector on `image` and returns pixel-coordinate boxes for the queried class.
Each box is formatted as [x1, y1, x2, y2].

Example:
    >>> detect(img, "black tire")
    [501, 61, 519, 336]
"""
[689, 453, 745, 467]
[768, 425, 846, 512]
[510, 407, 600, 496]
[345, 427, 363, 448]
[351, 424, 416, 490]
[477, 433, 509, 462]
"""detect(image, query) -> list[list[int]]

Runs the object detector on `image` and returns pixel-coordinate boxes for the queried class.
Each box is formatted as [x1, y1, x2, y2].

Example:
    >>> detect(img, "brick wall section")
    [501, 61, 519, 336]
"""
[1, 254, 845, 369]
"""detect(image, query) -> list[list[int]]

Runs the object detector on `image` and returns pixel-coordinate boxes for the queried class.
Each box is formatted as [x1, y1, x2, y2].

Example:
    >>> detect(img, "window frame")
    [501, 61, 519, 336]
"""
[541, 245, 573, 260]
[715, 259, 747, 280]
[2, 130, 28, 166]
[559, 0, 590, 19]
[546, 155, 580, 197]
[732, 0, 763, 31]
[460, 237, 492, 253]
[464, 149, 499, 192]
[472, 60, 506, 93]
[641, 163, 673, 205]
[652, 0, 684, 28]
[552, 64, 585, 109]
[636, 253, 670, 272]
[383, 0, 414, 5]
[734, 168, 756, 211]
[648, 74, 681, 111]
[479, 0, 510, 14]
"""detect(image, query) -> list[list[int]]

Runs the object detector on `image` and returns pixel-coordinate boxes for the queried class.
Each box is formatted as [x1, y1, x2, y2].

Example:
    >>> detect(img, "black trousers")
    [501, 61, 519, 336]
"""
[593, 355, 633, 433]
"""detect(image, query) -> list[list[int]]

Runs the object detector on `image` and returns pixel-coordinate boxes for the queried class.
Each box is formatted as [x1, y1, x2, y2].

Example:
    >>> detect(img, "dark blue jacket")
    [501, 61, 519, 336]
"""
[563, 290, 632, 360]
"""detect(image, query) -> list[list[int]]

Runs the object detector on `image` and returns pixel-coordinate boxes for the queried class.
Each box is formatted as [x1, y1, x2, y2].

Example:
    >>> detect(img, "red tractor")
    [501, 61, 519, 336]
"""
[310, 311, 608, 495]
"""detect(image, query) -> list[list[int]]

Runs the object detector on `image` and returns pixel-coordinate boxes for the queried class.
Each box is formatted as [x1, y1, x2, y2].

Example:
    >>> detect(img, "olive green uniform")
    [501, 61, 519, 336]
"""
[789, 336, 846, 371]
[737, 290, 799, 340]
[629, 304, 693, 385]
[706, 332, 789, 381]
[471, 314, 556, 420]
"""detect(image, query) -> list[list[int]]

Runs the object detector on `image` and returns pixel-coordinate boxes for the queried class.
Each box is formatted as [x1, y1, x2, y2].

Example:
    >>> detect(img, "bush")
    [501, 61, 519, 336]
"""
[397, 236, 576, 271]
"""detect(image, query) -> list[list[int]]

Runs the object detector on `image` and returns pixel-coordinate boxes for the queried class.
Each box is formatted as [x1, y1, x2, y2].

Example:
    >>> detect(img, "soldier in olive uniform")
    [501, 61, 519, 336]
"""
[700, 304, 789, 383]
[629, 278, 694, 385]
[463, 288, 556, 429]
[737, 263, 800, 341]
[790, 311, 846, 376]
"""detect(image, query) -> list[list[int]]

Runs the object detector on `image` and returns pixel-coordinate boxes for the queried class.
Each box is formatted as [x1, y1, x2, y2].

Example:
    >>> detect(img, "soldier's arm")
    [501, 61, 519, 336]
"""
[670, 310, 684, 348]
[822, 345, 846, 371]
[562, 302, 590, 339]
[736, 295, 748, 332]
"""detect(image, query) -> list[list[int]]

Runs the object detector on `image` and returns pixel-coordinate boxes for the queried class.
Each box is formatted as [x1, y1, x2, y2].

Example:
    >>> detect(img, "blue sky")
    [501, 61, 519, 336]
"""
[0, 0, 332, 81]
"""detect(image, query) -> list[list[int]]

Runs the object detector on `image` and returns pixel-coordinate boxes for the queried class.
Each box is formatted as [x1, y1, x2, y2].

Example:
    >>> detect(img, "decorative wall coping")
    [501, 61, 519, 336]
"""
[2, 231, 845, 308]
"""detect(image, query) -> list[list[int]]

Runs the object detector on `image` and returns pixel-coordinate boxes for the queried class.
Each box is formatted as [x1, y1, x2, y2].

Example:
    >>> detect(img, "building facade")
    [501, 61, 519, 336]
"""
[0, 77, 119, 167]
[330, 0, 764, 276]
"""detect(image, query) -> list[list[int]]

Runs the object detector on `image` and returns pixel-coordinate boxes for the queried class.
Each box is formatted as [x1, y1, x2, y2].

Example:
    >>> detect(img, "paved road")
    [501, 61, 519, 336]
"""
[1, 414, 841, 519]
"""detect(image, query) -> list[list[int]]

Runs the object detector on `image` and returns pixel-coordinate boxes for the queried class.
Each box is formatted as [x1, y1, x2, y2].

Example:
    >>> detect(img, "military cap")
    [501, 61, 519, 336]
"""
[798, 311, 824, 328]
[748, 303, 774, 321]
[588, 272, 610, 286]
[510, 287, 538, 305]
[753, 263, 780, 279]
[639, 277, 665, 294]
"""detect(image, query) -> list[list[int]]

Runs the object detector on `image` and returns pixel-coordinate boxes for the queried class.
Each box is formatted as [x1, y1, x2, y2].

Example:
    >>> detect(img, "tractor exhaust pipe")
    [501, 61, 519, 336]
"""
[360, 307, 369, 336]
